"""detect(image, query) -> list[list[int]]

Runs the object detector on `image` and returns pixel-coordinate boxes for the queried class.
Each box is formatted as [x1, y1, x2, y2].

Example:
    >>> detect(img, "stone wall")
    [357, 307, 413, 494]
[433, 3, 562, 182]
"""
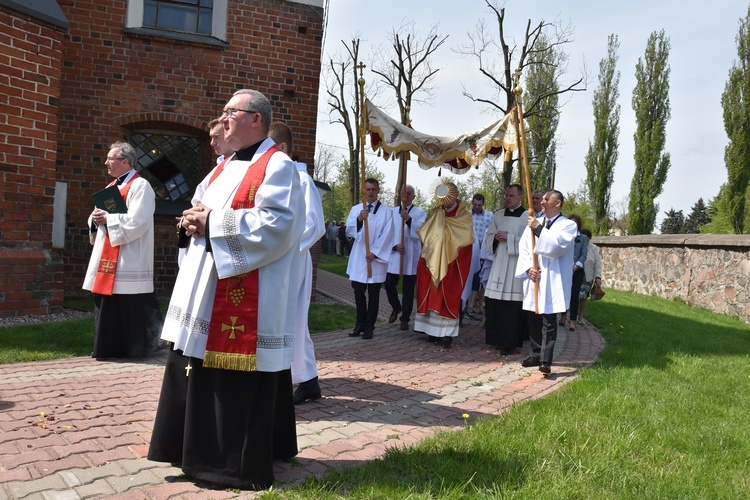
[593, 234, 750, 325]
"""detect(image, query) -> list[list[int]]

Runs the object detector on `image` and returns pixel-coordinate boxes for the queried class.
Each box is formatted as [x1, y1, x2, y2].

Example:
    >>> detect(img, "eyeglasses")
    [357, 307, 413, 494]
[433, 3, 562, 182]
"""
[106, 157, 125, 162]
[221, 108, 259, 119]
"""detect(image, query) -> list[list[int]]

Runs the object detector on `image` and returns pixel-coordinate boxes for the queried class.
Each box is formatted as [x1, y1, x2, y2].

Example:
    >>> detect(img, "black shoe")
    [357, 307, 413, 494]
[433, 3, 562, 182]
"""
[388, 308, 401, 323]
[539, 363, 551, 374]
[442, 337, 453, 348]
[293, 381, 322, 405]
[426, 335, 439, 342]
[521, 355, 541, 367]
[348, 325, 363, 337]
[362, 331, 374, 340]
[499, 348, 514, 355]
[400, 321, 409, 331]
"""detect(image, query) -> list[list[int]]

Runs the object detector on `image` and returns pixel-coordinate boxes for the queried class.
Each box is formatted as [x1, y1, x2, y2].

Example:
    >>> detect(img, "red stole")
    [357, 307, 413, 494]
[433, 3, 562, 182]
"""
[91, 173, 139, 295]
[202, 146, 279, 372]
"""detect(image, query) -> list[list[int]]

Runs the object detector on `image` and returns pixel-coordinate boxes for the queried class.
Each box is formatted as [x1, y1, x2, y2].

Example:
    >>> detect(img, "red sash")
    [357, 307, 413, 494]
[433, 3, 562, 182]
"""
[91, 173, 139, 295]
[202, 146, 279, 371]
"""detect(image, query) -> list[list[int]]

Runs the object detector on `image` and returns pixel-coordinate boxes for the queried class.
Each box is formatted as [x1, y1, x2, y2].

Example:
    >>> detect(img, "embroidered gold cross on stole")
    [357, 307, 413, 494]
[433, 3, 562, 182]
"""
[98, 259, 116, 274]
[221, 316, 245, 339]
[185, 362, 192, 377]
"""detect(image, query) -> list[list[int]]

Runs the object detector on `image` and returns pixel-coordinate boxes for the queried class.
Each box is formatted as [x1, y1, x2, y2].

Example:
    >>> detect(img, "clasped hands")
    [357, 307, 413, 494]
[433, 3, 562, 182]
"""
[494, 230, 508, 242]
[91, 208, 108, 226]
[178, 201, 212, 237]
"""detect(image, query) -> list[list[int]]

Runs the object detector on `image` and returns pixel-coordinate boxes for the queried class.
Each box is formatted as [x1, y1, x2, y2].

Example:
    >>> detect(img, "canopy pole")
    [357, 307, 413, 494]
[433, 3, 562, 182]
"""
[513, 69, 539, 314]
[358, 62, 372, 277]
[399, 106, 410, 277]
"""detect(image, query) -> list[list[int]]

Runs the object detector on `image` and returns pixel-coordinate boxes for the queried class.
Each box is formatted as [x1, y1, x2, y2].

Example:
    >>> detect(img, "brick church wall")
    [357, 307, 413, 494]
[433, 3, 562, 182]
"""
[56, 0, 324, 298]
[0, 6, 67, 316]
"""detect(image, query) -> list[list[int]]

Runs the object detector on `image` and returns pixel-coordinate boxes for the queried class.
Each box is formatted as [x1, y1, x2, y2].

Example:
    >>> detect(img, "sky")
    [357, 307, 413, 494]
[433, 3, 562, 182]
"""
[314, 0, 746, 229]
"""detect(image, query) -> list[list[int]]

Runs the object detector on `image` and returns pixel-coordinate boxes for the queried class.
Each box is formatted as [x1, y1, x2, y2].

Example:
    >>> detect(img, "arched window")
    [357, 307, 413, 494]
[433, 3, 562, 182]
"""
[129, 132, 202, 213]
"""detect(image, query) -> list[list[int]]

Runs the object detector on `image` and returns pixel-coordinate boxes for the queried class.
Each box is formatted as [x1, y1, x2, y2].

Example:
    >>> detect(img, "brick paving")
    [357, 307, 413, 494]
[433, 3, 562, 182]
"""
[0, 269, 605, 499]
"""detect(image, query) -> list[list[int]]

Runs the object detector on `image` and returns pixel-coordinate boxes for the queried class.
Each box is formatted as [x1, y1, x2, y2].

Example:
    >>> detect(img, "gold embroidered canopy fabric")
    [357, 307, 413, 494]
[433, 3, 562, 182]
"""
[366, 98, 518, 174]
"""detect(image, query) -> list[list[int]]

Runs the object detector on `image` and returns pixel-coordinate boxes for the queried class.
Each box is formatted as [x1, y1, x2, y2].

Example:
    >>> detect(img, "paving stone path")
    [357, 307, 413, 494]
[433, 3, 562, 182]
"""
[0, 270, 605, 499]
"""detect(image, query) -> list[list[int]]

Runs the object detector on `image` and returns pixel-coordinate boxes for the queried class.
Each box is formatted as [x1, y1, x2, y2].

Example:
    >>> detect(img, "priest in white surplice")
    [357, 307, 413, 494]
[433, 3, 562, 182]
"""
[268, 122, 326, 405]
[83, 141, 163, 358]
[484, 184, 527, 354]
[148, 90, 304, 491]
[515, 189, 577, 375]
[345, 178, 394, 340]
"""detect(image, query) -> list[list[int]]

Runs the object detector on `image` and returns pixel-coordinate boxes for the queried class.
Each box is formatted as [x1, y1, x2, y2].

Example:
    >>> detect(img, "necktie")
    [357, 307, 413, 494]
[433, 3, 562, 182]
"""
[545, 218, 552, 229]
[367, 203, 373, 213]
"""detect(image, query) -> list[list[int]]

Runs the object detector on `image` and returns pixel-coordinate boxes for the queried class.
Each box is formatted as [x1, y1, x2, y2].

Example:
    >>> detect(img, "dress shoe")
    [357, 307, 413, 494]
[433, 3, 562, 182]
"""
[348, 325, 363, 337]
[388, 307, 401, 324]
[442, 336, 453, 348]
[400, 321, 409, 331]
[361, 331, 374, 340]
[521, 355, 541, 367]
[426, 335, 439, 342]
[499, 348, 514, 355]
[293, 381, 322, 405]
[538, 363, 551, 374]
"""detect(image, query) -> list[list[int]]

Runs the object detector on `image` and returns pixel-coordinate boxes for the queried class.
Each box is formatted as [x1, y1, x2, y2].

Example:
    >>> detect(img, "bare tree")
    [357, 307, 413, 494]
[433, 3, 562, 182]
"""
[370, 22, 448, 205]
[458, 1, 586, 188]
[323, 39, 370, 206]
[313, 142, 339, 185]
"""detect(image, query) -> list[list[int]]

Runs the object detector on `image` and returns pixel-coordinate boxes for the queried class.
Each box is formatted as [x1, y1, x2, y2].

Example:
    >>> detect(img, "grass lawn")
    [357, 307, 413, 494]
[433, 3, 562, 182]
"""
[265, 289, 750, 499]
[0, 295, 355, 365]
[317, 253, 349, 277]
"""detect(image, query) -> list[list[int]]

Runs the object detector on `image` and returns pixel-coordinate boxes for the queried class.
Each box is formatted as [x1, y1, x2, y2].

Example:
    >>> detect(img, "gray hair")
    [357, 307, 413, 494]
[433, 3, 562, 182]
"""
[110, 141, 137, 168]
[233, 89, 273, 134]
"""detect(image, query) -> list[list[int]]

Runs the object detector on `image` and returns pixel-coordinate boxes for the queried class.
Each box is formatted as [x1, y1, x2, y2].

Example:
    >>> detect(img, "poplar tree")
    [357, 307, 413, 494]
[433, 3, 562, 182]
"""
[524, 33, 560, 190]
[628, 30, 671, 235]
[585, 34, 621, 236]
[721, 6, 750, 234]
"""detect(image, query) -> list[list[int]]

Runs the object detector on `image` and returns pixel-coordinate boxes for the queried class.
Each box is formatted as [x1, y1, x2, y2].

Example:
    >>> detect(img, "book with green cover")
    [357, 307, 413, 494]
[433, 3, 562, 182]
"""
[92, 185, 128, 214]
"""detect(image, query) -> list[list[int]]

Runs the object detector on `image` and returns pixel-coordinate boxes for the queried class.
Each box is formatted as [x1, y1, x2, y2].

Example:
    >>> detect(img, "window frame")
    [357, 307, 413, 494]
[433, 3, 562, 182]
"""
[126, 0, 228, 42]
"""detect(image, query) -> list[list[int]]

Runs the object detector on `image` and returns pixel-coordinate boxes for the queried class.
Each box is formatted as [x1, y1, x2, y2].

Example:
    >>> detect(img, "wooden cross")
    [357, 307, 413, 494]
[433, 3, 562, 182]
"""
[221, 316, 245, 340]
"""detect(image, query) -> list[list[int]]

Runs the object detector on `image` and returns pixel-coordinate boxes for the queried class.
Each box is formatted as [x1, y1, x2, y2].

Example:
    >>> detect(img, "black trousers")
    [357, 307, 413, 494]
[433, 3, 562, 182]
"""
[384, 272, 416, 323]
[569, 267, 586, 320]
[527, 312, 558, 364]
[351, 281, 382, 333]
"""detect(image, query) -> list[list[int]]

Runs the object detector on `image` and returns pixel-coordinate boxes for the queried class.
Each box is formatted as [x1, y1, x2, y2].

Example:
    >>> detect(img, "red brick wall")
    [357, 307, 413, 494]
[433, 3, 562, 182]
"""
[56, 0, 324, 298]
[0, 7, 66, 316]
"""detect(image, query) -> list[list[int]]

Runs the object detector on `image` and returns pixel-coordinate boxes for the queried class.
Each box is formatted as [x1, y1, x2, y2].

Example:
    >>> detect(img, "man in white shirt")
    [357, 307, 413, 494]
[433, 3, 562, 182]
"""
[345, 178, 394, 339]
[515, 189, 577, 375]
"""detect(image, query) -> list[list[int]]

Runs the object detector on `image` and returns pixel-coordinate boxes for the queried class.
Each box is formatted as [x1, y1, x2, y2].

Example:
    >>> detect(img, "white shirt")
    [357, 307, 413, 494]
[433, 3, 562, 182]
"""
[345, 200, 395, 283]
